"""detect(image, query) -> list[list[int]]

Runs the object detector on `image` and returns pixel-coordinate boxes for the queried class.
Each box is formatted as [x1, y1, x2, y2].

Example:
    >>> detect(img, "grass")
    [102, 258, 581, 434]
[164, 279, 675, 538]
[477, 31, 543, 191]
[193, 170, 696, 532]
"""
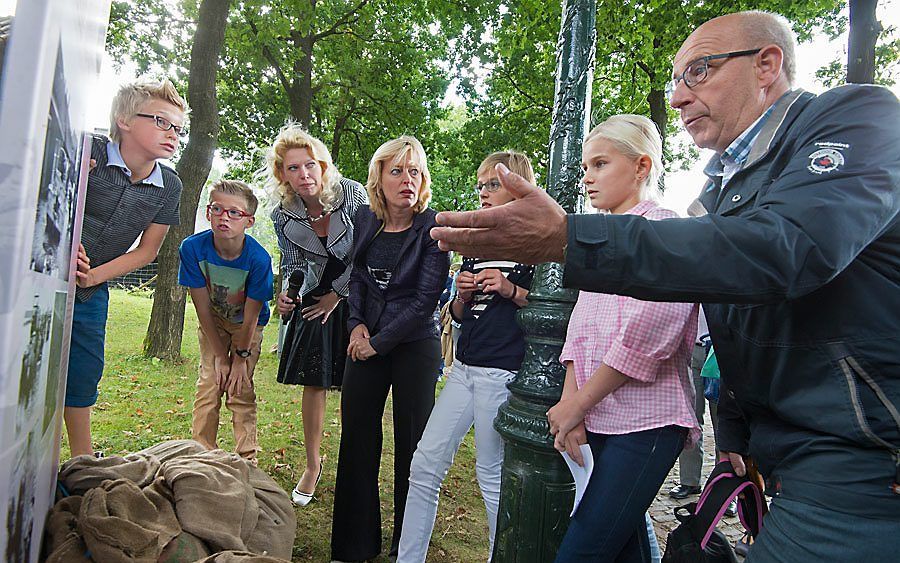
[63, 289, 490, 562]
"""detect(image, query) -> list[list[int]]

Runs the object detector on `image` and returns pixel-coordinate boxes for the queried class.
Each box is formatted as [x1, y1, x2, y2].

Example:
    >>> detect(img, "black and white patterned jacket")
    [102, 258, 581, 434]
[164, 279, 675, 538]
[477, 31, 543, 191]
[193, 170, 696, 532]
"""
[271, 177, 367, 298]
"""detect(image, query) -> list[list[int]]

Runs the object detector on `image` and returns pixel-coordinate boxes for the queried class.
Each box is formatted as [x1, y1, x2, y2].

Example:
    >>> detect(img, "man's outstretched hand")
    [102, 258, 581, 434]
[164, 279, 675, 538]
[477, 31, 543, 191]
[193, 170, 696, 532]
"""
[431, 163, 568, 264]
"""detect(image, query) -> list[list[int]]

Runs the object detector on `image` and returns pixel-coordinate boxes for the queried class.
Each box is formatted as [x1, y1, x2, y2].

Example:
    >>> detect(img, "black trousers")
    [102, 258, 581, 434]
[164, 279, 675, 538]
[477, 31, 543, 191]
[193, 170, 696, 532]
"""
[330, 337, 440, 561]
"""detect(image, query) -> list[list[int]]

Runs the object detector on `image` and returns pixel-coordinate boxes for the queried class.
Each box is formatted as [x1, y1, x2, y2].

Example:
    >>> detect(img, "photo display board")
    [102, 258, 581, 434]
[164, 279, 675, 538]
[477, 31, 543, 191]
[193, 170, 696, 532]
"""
[0, 0, 110, 560]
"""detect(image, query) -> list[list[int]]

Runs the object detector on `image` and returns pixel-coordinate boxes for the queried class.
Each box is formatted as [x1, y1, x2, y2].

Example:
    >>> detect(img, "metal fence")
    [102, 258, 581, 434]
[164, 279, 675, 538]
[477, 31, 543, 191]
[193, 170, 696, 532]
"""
[109, 262, 157, 290]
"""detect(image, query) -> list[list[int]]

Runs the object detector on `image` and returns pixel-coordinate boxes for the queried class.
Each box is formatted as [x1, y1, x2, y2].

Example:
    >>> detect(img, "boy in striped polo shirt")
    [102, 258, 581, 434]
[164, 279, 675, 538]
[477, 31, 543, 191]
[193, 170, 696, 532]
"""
[66, 80, 187, 457]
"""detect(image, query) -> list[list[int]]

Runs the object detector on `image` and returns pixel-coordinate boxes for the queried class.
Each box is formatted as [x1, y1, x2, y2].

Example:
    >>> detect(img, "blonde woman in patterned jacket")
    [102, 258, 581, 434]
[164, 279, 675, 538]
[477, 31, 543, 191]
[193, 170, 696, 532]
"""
[264, 123, 367, 506]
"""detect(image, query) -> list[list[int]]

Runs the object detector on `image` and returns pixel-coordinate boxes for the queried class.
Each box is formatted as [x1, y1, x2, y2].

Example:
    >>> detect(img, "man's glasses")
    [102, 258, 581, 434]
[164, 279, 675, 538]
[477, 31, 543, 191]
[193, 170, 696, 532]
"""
[207, 204, 252, 219]
[665, 49, 761, 102]
[136, 113, 189, 138]
[474, 180, 502, 193]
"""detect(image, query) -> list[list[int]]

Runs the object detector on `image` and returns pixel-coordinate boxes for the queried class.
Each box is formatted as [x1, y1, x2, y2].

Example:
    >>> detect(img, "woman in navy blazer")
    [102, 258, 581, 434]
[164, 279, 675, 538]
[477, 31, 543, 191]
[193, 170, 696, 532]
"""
[330, 136, 449, 562]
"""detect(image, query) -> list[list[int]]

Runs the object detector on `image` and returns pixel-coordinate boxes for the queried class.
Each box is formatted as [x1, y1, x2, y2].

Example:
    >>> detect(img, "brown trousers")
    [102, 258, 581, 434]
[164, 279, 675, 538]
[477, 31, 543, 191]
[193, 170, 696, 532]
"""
[192, 316, 264, 461]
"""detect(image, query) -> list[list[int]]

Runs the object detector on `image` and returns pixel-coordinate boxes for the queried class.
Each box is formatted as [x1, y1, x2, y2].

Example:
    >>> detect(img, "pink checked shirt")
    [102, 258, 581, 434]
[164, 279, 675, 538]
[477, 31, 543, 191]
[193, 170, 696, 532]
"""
[560, 201, 701, 446]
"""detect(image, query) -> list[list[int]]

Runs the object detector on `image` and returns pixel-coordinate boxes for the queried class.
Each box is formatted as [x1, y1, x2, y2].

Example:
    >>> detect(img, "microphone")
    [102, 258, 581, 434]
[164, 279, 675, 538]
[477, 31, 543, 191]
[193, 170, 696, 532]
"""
[283, 269, 305, 322]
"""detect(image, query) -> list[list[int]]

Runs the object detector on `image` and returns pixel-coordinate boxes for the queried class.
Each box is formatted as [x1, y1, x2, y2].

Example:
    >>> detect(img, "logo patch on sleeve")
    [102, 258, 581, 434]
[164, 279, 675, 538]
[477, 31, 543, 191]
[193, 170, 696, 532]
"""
[808, 147, 844, 174]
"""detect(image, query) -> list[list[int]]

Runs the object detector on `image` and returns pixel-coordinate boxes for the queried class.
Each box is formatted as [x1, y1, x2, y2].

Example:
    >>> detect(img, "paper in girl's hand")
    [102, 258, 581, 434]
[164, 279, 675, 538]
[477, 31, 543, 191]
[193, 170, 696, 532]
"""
[561, 444, 594, 517]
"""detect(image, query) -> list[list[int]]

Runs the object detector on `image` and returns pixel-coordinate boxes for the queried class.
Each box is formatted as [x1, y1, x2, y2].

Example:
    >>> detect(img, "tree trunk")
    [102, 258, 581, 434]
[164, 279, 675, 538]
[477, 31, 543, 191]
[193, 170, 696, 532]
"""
[144, 0, 232, 360]
[332, 96, 355, 163]
[847, 0, 880, 84]
[647, 87, 667, 191]
[331, 112, 347, 163]
[647, 88, 667, 150]
[284, 32, 315, 128]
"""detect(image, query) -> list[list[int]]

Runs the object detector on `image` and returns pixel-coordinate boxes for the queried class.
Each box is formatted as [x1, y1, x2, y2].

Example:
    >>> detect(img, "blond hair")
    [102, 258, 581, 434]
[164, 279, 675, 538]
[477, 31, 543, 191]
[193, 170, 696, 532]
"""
[477, 150, 536, 186]
[584, 114, 664, 202]
[261, 123, 341, 212]
[109, 79, 188, 143]
[210, 179, 259, 215]
[365, 136, 432, 222]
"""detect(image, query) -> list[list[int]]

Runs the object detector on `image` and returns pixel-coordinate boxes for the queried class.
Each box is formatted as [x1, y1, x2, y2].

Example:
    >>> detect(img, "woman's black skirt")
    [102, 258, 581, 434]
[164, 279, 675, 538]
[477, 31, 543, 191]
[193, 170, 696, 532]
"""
[276, 297, 348, 388]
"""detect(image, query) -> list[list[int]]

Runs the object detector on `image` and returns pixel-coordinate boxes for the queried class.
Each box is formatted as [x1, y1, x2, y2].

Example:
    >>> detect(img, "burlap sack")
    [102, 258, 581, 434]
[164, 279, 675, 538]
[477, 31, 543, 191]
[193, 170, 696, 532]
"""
[78, 478, 181, 563]
[58, 453, 160, 496]
[159, 449, 258, 553]
[159, 531, 212, 563]
[47, 440, 296, 562]
[44, 496, 90, 563]
[244, 466, 296, 560]
[44, 535, 91, 563]
[137, 439, 208, 464]
[190, 551, 292, 563]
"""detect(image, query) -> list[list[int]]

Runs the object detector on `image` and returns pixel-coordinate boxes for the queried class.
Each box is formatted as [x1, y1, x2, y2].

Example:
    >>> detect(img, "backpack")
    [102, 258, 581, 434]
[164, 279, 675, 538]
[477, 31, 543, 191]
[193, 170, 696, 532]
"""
[662, 461, 765, 563]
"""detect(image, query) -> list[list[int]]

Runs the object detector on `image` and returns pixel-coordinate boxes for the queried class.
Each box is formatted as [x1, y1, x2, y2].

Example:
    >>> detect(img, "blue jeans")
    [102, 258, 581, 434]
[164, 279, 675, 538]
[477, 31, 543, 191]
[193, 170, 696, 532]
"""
[554, 426, 686, 563]
[645, 513, 661, 563]
[748, 497, 900, 563]
[65, 285, 109, 407]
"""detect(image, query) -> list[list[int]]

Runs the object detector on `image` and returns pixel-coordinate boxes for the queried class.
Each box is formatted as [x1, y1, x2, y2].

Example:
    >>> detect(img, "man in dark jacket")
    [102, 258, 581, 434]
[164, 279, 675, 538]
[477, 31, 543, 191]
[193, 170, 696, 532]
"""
[431, 10, 900, 560]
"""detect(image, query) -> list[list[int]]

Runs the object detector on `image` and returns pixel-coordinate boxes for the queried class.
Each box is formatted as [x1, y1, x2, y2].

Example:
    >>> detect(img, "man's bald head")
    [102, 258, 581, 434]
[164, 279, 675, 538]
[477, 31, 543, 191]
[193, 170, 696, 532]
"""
[686, 11, 797, 86]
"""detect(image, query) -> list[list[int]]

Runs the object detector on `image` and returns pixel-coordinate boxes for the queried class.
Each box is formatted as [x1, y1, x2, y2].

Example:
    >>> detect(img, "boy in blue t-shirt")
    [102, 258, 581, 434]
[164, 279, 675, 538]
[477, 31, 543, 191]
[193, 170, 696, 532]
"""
[178, 180, 273, 463]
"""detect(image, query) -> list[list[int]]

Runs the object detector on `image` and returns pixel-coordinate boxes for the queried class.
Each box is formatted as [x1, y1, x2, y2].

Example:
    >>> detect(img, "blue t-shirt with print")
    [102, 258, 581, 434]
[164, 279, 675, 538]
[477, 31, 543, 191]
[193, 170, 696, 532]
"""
[178, 230, 273, 326]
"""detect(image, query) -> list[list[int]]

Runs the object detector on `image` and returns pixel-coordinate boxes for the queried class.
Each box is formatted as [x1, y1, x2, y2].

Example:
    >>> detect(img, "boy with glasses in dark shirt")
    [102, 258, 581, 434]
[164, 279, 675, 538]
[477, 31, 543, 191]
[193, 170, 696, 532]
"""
[66, 79, 187, 457]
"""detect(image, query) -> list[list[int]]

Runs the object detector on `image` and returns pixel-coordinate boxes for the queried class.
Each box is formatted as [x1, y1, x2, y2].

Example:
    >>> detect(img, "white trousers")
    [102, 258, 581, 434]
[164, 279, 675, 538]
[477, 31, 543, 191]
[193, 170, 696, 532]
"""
[398, 360, 514, 563]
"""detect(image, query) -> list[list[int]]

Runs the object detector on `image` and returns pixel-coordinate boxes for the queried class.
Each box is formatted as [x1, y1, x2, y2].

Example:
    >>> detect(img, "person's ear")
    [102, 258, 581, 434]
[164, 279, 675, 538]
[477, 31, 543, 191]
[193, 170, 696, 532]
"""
[116, 114, 132, 134]
[246, 215, 256, 228]
[755, 44, 784, 89]
[636, 155, 652, 184]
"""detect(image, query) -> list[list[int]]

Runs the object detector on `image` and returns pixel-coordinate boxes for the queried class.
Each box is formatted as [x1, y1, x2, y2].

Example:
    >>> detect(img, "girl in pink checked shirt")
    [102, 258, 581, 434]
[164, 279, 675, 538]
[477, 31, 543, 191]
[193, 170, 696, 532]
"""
[547, 114, 700, 563]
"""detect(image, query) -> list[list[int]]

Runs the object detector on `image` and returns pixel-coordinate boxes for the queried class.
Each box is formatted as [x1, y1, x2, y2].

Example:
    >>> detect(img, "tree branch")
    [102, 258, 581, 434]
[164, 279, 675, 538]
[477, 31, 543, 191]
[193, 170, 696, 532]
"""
[243, 11, 294, 95]
[498, 65, 552, 112]
[314, 0, 370, 41]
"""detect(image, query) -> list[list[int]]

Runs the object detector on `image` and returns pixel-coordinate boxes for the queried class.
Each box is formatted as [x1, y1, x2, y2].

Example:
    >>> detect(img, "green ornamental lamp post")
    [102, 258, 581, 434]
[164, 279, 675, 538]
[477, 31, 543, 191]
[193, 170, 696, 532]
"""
[491, 0, 597, 560]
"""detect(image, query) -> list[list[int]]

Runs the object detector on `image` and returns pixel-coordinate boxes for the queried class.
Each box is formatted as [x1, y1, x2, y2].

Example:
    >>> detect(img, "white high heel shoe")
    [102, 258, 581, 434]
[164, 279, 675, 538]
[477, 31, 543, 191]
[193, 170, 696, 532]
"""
[291, 460, 323, 507]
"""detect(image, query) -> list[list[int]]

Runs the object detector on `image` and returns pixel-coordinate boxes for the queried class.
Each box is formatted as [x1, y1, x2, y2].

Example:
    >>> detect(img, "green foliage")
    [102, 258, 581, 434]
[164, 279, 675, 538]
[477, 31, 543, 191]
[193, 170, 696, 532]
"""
[456, 0, 844, 182]
[428, 105, 482, 212]
[816, 28, 900, 87]
[105, 0, 868, 209]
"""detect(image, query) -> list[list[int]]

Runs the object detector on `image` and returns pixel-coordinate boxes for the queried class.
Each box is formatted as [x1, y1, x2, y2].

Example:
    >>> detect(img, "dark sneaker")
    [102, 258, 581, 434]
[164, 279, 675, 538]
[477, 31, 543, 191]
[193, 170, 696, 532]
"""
[734, 533, 751, 557]
[668, 484, 701, 499]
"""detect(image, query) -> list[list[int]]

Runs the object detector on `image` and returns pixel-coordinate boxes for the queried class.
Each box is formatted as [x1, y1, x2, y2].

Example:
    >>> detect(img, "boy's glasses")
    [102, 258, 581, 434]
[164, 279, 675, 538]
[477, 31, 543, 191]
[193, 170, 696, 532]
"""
[474, 180, 502, 193]
[135, 113, 189, 138]
[665, 48, 761, 102]
[207, 204, 252, 220]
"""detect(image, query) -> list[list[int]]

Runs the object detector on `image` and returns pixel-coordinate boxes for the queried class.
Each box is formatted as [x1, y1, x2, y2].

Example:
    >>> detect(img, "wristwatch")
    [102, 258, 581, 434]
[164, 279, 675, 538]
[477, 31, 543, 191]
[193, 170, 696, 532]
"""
[235, 348, 252, 358]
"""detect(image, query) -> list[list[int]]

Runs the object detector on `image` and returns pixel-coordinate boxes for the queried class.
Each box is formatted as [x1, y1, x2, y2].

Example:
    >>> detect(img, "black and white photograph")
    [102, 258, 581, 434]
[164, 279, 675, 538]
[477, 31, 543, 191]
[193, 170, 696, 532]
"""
[30, 43, 80, 281]
[16, 294, 52, 435]
[5, 429, 37, 563]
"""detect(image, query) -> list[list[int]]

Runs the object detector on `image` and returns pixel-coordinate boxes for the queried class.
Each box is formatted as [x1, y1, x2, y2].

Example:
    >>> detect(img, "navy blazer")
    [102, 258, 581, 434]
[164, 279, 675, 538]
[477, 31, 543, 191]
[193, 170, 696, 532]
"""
[347, 205, 449, 355]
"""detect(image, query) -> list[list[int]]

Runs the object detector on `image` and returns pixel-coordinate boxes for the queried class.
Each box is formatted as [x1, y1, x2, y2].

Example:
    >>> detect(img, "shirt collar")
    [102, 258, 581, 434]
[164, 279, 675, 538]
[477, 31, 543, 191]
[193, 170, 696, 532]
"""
[623, 200, 659, 217]
[106, 141, 165, 188]
[703, 102, 777, 179]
